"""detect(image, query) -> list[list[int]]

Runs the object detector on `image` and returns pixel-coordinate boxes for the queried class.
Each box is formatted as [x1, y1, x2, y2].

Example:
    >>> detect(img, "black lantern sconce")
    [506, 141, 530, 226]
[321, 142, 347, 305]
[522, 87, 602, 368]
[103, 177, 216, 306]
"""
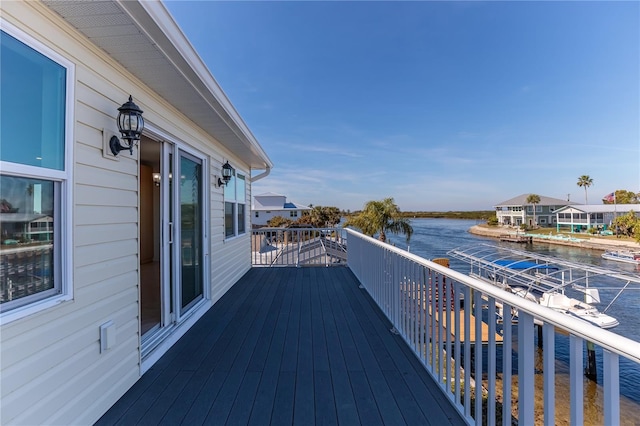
[110, 95, 145, 156]
[217, 161, 234, 187]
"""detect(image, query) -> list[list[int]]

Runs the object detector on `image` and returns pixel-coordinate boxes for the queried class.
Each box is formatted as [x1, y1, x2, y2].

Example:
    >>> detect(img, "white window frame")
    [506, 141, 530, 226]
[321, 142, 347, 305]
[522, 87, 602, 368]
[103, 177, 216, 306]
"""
[224, 168, 247, 239]
[0, 21, 74, 324]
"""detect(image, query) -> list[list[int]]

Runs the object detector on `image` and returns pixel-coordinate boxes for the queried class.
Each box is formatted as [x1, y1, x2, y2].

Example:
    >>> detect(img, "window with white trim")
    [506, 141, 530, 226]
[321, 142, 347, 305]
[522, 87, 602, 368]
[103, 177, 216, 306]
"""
[0, 25, 73, 319]
[224, 168, 246, 238]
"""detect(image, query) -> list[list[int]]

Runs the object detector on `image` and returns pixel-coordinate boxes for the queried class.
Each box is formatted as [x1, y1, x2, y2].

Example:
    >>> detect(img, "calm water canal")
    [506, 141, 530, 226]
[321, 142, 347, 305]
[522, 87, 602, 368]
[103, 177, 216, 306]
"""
[385, 218, 640, 424]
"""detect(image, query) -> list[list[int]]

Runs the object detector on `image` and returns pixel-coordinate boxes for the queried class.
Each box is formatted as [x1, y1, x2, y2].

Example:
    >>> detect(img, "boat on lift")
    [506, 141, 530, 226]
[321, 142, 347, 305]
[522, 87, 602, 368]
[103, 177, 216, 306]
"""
[601, 250, 640, 265]
[538, 292, 618, 329]
[447, 244, 630, 329]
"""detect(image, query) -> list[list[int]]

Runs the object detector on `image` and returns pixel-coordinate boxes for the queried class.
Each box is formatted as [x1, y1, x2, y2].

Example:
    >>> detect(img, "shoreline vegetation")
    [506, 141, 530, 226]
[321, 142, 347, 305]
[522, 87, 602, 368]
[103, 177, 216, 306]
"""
[343, 210, 494, 220]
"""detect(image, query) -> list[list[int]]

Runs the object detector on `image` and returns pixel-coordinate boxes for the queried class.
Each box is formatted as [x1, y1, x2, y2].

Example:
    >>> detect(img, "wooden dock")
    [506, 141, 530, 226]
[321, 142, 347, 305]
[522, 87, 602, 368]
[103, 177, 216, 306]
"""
[499, 234, 532, 243]
[420, 259, 502, 344]
[430, 308, 503, 344]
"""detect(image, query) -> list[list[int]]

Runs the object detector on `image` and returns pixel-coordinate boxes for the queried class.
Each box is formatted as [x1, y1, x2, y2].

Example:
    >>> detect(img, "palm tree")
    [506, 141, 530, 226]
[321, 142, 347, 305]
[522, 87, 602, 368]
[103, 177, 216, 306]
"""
[577, 175, 593, 204]
[526, 193, 541, 227]
[344, 197, 413, 243]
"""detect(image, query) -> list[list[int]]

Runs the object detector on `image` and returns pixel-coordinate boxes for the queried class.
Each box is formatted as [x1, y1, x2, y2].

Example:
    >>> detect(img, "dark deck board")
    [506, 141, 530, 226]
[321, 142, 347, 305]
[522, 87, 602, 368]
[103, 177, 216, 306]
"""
[98, 267, 465, 425]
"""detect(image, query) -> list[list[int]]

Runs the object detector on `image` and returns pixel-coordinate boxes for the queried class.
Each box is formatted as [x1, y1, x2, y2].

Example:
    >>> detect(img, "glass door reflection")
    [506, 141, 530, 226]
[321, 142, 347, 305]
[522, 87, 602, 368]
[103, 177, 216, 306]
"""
[178, 151, 203, 314]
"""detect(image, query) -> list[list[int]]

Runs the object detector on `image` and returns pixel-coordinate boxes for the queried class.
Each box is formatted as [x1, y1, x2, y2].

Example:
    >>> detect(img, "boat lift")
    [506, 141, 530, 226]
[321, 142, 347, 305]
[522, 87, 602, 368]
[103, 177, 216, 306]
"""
[447, 243, 640, 380]
[447, 243, 640, 315]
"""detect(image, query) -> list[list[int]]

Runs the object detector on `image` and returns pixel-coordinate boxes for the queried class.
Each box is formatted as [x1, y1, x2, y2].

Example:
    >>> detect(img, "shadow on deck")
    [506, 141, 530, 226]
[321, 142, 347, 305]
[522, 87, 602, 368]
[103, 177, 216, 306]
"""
[97, 267, 465, 425]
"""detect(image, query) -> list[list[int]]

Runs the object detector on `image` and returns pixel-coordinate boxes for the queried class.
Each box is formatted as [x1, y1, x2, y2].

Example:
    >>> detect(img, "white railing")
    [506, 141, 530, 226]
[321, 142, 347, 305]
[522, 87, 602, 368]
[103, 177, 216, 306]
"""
[251, 227, 347, 267]
[345, 228, 640, 426]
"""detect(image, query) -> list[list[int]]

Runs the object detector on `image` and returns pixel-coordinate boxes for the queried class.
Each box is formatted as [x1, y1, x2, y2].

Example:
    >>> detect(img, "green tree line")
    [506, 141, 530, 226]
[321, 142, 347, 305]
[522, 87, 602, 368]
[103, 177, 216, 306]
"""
[602, 189, 639, 204]
[612, 211, 640, 242]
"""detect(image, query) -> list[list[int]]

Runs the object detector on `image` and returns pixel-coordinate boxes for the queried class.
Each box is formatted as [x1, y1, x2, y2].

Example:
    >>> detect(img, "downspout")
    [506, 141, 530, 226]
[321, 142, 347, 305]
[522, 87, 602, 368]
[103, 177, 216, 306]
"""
[250, 166, 271, 183]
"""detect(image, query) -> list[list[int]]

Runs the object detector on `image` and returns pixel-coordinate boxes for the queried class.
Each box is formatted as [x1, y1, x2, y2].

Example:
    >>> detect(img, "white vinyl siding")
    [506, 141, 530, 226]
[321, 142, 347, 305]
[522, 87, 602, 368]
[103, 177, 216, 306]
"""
[0, 2, 254, 425]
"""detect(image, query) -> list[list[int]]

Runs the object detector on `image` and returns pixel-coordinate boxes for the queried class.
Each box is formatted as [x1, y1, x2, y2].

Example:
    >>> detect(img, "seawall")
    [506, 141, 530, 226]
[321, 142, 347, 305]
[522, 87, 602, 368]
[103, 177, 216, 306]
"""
[469, 225, 640, 252]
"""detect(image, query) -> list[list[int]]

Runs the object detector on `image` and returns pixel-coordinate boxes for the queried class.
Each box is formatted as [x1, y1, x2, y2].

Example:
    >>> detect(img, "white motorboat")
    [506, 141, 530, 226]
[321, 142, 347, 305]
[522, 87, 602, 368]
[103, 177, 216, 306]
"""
[539, 292, 619, 329]
[601, 250, 640, 265]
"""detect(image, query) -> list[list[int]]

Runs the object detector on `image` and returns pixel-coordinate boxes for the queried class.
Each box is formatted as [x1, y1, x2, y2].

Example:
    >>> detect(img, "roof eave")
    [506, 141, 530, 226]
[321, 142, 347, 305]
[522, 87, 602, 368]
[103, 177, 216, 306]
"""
[133, 1, 273, 169]
[43, 0, 273, 170]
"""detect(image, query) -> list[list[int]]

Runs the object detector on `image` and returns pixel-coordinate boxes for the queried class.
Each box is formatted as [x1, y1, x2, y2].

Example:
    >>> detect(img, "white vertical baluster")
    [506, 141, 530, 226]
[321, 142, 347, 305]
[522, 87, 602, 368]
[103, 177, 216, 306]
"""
[445, 275, 452, 397]
[543, 322, 555, 425]
[454, 281, 461, 404]
[603, 350, 620, 426]
[487, 297, 496, 426]
[475, 289, 483, 425]
[570, 334, 584, 426]
[464, 285, 471, 418]
[502, 302, 512, 426]
[518, 312, 534, 425]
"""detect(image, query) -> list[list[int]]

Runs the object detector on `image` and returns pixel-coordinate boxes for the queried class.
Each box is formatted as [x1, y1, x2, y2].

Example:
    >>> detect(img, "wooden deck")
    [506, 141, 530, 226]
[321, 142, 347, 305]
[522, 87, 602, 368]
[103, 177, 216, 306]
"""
[97, 267, 465, 425]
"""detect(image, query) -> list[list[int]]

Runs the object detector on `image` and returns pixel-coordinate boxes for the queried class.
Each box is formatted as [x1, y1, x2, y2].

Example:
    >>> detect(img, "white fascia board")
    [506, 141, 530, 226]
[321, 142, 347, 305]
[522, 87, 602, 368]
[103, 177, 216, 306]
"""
[120, 0, 273, 170]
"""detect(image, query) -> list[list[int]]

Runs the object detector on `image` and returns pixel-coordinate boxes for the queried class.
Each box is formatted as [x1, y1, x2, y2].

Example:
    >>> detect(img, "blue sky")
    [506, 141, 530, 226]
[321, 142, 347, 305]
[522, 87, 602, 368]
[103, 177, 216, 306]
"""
[165, 1, 639, 212]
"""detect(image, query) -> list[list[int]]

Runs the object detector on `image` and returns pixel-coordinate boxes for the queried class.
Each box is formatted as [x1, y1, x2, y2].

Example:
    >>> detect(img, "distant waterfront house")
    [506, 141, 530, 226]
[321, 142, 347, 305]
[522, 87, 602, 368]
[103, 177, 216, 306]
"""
[554, 204, 640, 232]
[252, 192, 311, 226]
[495, 194, 571, 227]
[1, 213, 54, 243]
[0, 1, 272, 424]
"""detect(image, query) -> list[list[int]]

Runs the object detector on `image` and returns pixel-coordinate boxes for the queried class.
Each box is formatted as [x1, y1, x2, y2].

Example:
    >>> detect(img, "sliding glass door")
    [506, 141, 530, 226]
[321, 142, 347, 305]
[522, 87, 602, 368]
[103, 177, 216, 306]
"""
[141, 140, 207, 354]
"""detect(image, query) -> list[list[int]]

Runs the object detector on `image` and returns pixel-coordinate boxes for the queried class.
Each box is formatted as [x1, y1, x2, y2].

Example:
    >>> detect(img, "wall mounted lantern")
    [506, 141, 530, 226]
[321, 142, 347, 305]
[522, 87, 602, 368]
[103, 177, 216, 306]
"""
[152, 173, 161, 187]
[217, 161, 234, 187]
[109, 95, 144, 156]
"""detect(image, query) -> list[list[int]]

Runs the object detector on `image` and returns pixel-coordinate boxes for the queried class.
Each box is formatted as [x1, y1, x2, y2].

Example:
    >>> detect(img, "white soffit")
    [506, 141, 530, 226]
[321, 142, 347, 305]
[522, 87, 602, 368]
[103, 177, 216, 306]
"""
[42, 0, 273, 170]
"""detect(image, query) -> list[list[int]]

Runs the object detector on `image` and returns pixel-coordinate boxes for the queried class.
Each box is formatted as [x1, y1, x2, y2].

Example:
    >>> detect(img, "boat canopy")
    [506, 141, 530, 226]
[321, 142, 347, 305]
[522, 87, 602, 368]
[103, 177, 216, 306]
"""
[448, 243, 640, 314]
[492, 260, 558, 270]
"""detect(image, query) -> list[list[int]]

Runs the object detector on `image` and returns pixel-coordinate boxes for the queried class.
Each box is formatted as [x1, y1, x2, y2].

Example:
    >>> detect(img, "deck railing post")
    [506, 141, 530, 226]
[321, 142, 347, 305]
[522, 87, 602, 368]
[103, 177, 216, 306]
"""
[487, 297, 496, 426]
[603, 350, 620, 426]
[543, 322, 555, 425]
[463, 285, 471, 419]
[502, 302, 512, 425]
[518, 312, 534, 425]
[453, 281, 461, 404]
[570, 334, 584, 426]
[474, 289, 483, 424]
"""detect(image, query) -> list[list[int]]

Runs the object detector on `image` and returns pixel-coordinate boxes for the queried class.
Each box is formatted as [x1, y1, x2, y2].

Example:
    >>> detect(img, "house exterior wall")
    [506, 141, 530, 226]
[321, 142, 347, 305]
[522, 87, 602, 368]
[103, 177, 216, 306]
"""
[495, 206, 524, 226]
[554, 205, 640, 231]
[1, 2, 253, 424]
[253, 209, 303, 226]
[497, 204, 564, 226]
